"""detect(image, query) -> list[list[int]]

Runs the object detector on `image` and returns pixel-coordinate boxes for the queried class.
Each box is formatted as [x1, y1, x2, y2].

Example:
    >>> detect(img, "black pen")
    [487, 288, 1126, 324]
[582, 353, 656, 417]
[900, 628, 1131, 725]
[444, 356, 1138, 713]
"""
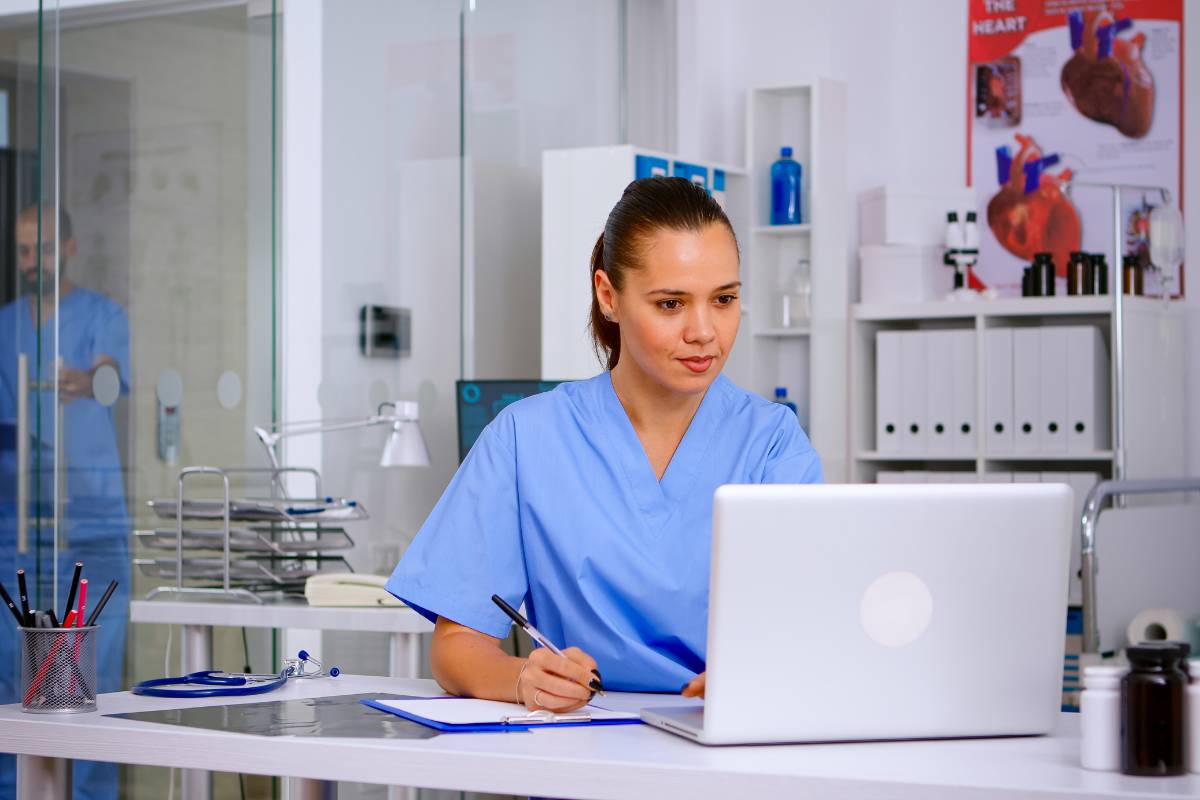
[0, 581, 24, 625]
[491, 594, 605, 696]
[63, 562, 82, 625]
[16, 569, 31, 627]
[86, 580, 118, 627]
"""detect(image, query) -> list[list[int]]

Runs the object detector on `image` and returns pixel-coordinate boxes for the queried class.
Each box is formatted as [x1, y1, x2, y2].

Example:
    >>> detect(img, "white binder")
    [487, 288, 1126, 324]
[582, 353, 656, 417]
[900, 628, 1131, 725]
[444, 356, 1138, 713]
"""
[925, 331, 954, 454]
[900, 331, 928, 453]
[1066, 326, 1110, 454]
[876, 470, 926, 484]
[950, 329, 976, 456]
[875, 331, 902, 453]
[1039, 327, 1069, 455]
[984, 328, 1014, 455]
[1012, 328, 1041, 454]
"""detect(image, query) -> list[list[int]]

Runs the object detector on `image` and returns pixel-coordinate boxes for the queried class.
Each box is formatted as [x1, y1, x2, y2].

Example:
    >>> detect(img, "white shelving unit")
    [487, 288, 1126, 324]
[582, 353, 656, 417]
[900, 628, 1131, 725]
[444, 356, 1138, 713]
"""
[848, 295, 1187, 484]
[734, 80, 848, 480]
[541, 80, 849, 480]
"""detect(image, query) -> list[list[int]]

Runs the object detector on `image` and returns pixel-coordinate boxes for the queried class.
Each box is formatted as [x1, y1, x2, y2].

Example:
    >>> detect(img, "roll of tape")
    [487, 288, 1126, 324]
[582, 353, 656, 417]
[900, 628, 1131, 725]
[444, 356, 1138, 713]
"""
[1125, 608, 1194, 648]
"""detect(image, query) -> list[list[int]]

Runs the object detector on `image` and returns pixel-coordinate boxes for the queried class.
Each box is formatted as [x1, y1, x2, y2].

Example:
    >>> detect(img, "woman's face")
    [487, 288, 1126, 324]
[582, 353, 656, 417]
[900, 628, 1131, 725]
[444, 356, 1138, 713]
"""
[597, 223, 741, 396]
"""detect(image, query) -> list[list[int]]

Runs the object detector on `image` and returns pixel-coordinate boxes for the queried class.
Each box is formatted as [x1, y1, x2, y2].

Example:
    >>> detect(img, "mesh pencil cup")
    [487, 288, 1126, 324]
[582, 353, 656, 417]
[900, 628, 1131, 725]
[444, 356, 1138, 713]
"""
[19, 625, 99, 713]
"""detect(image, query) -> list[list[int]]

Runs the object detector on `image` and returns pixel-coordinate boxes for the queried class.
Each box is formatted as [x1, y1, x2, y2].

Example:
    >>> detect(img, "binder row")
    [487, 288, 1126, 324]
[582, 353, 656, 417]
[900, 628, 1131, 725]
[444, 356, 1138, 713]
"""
[875, 329, 975, 455]
[875, 326, 1110, 456]
[984, 326, 1110, 456]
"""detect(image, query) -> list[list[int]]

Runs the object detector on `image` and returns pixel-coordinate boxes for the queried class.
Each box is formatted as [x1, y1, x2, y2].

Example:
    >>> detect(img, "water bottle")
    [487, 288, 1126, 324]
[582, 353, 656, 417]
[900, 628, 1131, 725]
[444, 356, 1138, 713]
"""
[779, 258, 811, 328]
[770, 147, 802, 225]
[773, 387, 798, 415]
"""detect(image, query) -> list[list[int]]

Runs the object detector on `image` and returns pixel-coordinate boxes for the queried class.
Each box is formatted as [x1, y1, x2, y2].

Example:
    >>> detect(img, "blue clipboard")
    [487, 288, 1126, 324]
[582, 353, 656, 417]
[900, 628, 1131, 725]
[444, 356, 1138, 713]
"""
[360, 698, 642, 733]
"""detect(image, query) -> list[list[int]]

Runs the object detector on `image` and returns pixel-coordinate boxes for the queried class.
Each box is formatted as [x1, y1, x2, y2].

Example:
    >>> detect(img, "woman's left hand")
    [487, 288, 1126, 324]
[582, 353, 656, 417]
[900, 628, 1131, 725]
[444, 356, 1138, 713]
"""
[681, 672, 705, 698]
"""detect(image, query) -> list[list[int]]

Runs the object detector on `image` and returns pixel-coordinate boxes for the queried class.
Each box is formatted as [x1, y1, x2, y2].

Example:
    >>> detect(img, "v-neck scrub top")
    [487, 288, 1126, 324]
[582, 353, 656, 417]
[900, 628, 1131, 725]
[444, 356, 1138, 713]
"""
[387, 371, 822, 692]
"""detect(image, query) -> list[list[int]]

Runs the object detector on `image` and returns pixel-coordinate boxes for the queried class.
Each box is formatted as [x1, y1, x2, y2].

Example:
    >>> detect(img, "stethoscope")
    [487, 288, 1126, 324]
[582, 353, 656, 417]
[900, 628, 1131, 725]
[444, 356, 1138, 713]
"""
[132, 650, 340, 698]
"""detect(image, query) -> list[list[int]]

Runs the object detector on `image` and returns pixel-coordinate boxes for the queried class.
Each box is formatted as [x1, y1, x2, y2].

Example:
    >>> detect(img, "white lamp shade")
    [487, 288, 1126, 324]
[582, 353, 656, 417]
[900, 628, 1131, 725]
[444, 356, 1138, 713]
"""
[380, 420, 430, 467]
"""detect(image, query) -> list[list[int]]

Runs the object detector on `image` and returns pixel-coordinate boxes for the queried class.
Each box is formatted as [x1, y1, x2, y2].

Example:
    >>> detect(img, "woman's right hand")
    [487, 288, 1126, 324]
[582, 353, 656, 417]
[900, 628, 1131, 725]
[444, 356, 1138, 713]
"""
[517, 646, 599, 712]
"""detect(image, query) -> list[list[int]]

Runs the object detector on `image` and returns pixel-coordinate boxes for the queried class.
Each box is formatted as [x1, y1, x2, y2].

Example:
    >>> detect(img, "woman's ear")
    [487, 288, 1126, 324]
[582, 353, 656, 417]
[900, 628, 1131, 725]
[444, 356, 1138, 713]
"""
[594, 268, 618, 323]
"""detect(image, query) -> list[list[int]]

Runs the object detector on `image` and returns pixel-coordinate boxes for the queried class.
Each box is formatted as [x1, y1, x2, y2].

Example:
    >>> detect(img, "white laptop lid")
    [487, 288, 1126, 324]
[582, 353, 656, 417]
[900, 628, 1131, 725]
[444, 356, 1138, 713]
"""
[702, 483, 1073, 744]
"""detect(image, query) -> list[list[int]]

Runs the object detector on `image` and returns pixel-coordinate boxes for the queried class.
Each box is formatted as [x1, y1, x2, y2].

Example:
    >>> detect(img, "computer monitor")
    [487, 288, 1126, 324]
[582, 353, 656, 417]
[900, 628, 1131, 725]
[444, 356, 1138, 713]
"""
[455, 380, 563, 463]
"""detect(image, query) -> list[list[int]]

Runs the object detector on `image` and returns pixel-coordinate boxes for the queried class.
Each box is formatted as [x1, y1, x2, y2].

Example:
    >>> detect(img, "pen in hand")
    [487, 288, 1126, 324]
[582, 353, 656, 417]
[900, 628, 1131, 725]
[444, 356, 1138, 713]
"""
[491, 594, 605, 696]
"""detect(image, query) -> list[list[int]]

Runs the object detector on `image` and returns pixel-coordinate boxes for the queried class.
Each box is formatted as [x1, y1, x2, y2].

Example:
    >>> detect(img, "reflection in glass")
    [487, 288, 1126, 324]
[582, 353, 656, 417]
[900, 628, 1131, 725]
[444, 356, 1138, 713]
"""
[217, 370, 243, 411]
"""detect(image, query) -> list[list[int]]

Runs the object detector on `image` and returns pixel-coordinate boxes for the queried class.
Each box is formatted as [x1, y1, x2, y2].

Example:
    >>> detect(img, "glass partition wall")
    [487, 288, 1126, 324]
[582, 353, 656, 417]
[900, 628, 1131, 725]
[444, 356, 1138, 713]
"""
[0, 1, 279, 797]
[0, 0, 660, 796]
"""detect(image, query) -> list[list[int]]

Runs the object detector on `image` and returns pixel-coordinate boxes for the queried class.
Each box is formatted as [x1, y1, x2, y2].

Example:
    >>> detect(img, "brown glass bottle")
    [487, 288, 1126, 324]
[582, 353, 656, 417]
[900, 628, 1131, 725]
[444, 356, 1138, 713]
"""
[1088, 254, 1109, 295]
[1066, 251, 1089, 295]
[1122, 255, 1144, 296]
[1121, 643, 1187, 776]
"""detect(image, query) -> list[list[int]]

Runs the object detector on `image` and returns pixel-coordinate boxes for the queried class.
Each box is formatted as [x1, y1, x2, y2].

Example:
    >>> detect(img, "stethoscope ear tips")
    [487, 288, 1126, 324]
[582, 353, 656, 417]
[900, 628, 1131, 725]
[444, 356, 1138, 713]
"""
[297, 650, 310, 661]
[330, 667, 341, 678]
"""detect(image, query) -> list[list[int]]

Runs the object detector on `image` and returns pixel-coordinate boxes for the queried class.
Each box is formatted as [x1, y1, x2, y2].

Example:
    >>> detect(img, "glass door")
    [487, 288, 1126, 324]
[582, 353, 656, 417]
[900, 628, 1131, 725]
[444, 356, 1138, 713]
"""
[0, 0, 280, 796]
[0, 1, 68, 794]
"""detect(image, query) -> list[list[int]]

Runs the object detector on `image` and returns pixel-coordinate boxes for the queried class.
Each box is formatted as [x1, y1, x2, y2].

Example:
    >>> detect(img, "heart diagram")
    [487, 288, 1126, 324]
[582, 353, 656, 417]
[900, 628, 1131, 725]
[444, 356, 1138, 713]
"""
[986, 134, 1082, 276]
[1060, 10, 1154, 139]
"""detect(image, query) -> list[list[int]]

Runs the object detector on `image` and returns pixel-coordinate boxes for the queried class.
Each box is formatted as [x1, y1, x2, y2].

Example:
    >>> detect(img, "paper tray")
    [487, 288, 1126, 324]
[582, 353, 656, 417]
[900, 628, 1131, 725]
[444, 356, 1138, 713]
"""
[135, 527, 354, 554]
[148, 497, 369, 523]
[135, 556, 350, 585]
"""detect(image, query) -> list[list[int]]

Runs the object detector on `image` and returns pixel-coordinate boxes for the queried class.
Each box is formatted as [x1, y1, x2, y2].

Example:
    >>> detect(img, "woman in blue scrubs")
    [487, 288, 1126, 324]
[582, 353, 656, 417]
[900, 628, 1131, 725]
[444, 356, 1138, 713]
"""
[387, 177, 821, 711]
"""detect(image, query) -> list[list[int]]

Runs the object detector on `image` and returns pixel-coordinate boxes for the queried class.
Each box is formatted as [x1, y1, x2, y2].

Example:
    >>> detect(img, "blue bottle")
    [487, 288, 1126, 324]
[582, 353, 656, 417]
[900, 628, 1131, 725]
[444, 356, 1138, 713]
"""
[770, 146, 802, 225]
[774, 387, 798, 415]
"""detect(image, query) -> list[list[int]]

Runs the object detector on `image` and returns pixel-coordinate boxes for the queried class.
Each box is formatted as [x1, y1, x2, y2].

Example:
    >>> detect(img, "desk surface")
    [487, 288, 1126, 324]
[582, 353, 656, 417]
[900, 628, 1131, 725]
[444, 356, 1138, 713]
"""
[2, 675, 1198, 800]
[129, 599, 434, 634]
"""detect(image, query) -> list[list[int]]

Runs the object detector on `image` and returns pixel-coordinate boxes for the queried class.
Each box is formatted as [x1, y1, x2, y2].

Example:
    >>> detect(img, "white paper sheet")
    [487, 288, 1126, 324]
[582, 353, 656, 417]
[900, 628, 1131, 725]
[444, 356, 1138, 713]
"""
[588, 691, 704, 715]
[371, 697, 638, 725]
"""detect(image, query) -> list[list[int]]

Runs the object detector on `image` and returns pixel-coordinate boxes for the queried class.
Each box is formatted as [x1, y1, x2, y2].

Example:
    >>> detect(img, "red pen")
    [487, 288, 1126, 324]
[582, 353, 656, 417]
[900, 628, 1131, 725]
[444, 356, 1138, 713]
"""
[24, 610, 78, 704]
[75, 579, 88, 628]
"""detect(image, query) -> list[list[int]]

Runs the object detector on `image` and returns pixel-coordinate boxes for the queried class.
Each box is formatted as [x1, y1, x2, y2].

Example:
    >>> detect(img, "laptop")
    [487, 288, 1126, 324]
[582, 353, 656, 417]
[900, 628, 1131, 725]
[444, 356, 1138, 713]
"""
[641, 483, 1073, 745]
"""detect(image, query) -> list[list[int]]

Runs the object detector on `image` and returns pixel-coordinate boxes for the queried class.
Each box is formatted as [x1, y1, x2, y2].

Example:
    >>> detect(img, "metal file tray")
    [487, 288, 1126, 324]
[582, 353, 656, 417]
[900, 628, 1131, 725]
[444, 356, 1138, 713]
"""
[135, 554, 351, 585]
[147, 497, 369, 523]
[135, 526, 355, 554]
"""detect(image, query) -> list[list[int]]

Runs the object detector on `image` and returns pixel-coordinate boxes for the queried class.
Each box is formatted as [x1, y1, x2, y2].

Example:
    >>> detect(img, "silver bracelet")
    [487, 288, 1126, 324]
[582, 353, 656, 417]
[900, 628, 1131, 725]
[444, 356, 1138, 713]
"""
[514, 660, 530, 704]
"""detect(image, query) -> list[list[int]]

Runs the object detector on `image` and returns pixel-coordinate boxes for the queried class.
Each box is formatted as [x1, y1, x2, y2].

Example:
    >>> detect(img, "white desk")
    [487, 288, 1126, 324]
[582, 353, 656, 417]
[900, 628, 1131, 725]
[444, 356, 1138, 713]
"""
[4, 674, 1199, 800]
[129, 599, 434, 678]
[129, 600, 434, 800]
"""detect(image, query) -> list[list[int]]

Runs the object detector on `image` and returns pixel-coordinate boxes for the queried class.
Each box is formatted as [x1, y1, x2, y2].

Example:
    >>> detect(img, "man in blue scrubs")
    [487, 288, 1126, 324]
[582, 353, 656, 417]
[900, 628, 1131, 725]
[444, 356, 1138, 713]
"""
[0, 206, 130, 800]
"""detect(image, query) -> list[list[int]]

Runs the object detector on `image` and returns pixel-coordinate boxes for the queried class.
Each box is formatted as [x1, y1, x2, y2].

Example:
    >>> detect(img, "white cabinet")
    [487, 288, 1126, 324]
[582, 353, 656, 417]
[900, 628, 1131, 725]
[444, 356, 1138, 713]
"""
[849, 296, 1185, 487]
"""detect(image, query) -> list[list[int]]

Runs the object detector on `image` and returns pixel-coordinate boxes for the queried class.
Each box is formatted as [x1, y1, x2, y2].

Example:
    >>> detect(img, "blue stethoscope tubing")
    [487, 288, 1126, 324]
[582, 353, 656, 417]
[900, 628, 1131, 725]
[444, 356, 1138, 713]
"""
[132, 669, 289, 698]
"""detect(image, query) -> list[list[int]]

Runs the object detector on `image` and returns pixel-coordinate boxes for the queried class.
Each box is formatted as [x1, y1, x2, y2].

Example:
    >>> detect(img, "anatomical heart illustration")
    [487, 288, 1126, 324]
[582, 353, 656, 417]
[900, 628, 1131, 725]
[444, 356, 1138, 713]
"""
[987, 134, 1082, 276]
[1060, 10, 1154, 139]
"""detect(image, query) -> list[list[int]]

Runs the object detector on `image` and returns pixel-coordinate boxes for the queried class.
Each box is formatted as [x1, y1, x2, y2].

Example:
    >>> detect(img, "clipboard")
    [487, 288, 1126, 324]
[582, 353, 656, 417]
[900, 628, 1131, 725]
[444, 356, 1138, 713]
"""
[360, 696, 642, 732]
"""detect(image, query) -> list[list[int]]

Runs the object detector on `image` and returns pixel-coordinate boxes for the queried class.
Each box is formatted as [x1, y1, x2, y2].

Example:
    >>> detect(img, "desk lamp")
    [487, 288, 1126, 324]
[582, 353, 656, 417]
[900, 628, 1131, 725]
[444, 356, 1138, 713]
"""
[253, 401, 430, 473]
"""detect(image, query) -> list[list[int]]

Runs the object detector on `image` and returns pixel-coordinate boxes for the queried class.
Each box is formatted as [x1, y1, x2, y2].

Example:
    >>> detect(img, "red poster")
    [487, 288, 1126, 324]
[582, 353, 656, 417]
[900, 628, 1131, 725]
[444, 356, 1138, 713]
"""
[967, 0, 1184, 296]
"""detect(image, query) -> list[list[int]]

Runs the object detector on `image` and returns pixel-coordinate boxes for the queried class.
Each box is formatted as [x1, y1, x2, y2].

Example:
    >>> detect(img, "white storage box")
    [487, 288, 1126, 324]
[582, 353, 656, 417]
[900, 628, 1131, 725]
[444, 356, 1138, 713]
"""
[860, 244, 954, 304]
[859, 185, 977, 246]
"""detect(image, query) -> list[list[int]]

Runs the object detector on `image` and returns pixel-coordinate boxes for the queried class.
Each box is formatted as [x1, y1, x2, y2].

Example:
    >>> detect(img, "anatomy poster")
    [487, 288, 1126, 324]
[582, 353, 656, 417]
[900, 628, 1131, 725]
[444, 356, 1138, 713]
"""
[968, 0, 1183, 296]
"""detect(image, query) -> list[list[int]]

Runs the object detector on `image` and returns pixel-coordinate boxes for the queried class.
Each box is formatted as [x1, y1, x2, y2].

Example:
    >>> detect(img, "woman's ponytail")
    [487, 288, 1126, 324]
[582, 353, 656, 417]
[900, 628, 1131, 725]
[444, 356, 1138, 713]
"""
[588, 233, 621, 371]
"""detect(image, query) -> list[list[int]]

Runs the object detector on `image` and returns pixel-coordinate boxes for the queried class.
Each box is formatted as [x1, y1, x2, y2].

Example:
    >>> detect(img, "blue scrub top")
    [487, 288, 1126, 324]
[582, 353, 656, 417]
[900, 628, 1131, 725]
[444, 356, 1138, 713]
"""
[387, 371, 822, 692]
[0, 289, 131, 541]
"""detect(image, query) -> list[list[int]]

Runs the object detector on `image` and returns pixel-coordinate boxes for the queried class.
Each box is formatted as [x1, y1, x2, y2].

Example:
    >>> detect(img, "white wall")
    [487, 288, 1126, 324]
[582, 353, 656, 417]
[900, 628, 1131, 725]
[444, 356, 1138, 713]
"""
[677, 0, 1200, 476]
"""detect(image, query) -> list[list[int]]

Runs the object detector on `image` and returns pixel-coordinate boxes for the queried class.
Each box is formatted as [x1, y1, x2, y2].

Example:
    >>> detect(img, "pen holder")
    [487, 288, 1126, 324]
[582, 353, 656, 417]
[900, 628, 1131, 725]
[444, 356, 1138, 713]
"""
[19, 625, 99, 714]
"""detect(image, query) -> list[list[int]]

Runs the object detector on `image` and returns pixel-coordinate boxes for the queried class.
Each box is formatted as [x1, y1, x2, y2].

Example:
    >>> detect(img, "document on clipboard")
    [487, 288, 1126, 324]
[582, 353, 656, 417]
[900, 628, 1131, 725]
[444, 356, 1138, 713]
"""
[360, 696, 642, 732]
